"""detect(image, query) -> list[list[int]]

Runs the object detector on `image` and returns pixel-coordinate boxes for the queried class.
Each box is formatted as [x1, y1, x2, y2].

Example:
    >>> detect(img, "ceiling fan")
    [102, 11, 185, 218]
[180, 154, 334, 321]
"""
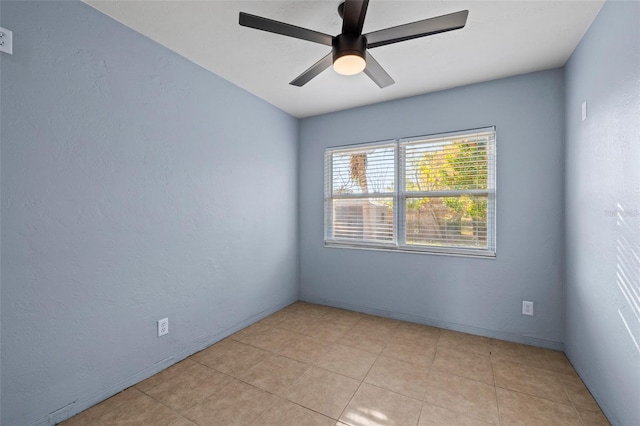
[239, 0, 469, 88]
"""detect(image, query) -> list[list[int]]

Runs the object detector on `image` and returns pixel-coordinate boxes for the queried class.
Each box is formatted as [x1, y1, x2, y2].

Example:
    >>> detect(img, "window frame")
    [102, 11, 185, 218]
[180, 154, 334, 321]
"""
[324, 126, 496, 258]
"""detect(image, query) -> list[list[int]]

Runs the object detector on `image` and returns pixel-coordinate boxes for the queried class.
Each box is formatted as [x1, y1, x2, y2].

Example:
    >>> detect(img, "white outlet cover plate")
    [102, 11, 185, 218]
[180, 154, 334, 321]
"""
[0, 27, 13, 55]
[522, 301, 534, 316]
[158, 318, 169, 336]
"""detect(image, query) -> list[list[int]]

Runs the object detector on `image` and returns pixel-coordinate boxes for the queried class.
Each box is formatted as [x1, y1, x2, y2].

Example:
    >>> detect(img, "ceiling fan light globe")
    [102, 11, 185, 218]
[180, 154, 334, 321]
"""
[333, 54, 366, 75]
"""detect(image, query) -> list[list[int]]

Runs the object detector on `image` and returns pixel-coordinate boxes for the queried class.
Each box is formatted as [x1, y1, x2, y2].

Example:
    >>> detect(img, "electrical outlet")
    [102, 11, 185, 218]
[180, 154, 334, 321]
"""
[0, 27, 13, 55]
[522, 301, 534, 316]
[158, 318, 169, 337]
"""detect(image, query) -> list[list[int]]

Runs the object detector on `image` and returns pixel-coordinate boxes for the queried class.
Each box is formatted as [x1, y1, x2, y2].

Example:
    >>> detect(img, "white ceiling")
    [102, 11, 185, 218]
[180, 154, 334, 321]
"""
[85, 1, 604, 118]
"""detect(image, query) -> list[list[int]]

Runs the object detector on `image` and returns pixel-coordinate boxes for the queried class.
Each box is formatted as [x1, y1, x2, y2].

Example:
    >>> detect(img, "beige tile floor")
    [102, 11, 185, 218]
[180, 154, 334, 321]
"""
[61, 302, 610, 426]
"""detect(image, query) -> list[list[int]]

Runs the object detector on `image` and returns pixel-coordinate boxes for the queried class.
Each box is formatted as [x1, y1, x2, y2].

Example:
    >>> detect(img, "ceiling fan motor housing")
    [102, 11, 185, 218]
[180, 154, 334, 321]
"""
[332, 34, 367, 63]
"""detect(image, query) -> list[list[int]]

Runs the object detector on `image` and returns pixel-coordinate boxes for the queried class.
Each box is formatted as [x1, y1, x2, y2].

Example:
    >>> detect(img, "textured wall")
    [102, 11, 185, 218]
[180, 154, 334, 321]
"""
[564, 1, 640, 424]
[0, 2, 298, 425]
[299, 69, 566, 348]
[0, 2, 3, 421]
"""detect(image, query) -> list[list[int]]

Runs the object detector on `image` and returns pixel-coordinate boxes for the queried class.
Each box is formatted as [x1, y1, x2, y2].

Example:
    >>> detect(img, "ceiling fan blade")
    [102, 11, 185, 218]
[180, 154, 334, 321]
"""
[342, 0, 370, 35]
[364, 52, 394, 88]
[290, 53, 334, 87]
[239, 12, 333, 46]
[365, 10, 468, 49]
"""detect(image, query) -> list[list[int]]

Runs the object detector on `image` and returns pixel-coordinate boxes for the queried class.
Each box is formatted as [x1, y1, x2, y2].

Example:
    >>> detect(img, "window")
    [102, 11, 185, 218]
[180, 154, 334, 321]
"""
[324, 127, 496, 257]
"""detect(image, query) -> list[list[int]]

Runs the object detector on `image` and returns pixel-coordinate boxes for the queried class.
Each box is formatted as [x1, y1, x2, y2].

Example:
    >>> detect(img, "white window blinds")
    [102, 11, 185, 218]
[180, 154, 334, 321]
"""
[400, 129, 496, 253]
[325, 127, 496, 257]
[325, 143, 396, 244]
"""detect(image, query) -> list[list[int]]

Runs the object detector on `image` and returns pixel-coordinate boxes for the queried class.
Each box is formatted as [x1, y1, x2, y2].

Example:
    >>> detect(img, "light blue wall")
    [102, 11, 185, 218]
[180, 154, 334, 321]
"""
[2, 0, 637, 424]
[299, 69, 566, 348]
[0, 1, 3, 421]
[0, 2, 298, 425]
[564, 1, 640, 425]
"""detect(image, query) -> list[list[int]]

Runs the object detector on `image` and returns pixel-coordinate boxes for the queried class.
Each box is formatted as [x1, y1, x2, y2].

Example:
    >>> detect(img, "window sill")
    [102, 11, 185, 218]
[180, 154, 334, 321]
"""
[324, 241, 496, 259]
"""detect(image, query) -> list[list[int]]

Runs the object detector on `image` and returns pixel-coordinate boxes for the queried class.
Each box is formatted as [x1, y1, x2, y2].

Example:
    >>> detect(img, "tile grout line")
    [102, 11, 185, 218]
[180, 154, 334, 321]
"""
[545, 348, 590, 426]
[173, 345, 295, 425]
[245, 385, 283, 426]
[423, 334, 502, 425]
[334, 320, 401, 426]
[488, 350, 503, 426]
[186, 333, 314, 424]
[311, 313, 372, 423]
[134, 386, 201, 426]
[138, 363, 241, 426]
[490, 358, 589, 409]
[246, 307, 365, 422]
